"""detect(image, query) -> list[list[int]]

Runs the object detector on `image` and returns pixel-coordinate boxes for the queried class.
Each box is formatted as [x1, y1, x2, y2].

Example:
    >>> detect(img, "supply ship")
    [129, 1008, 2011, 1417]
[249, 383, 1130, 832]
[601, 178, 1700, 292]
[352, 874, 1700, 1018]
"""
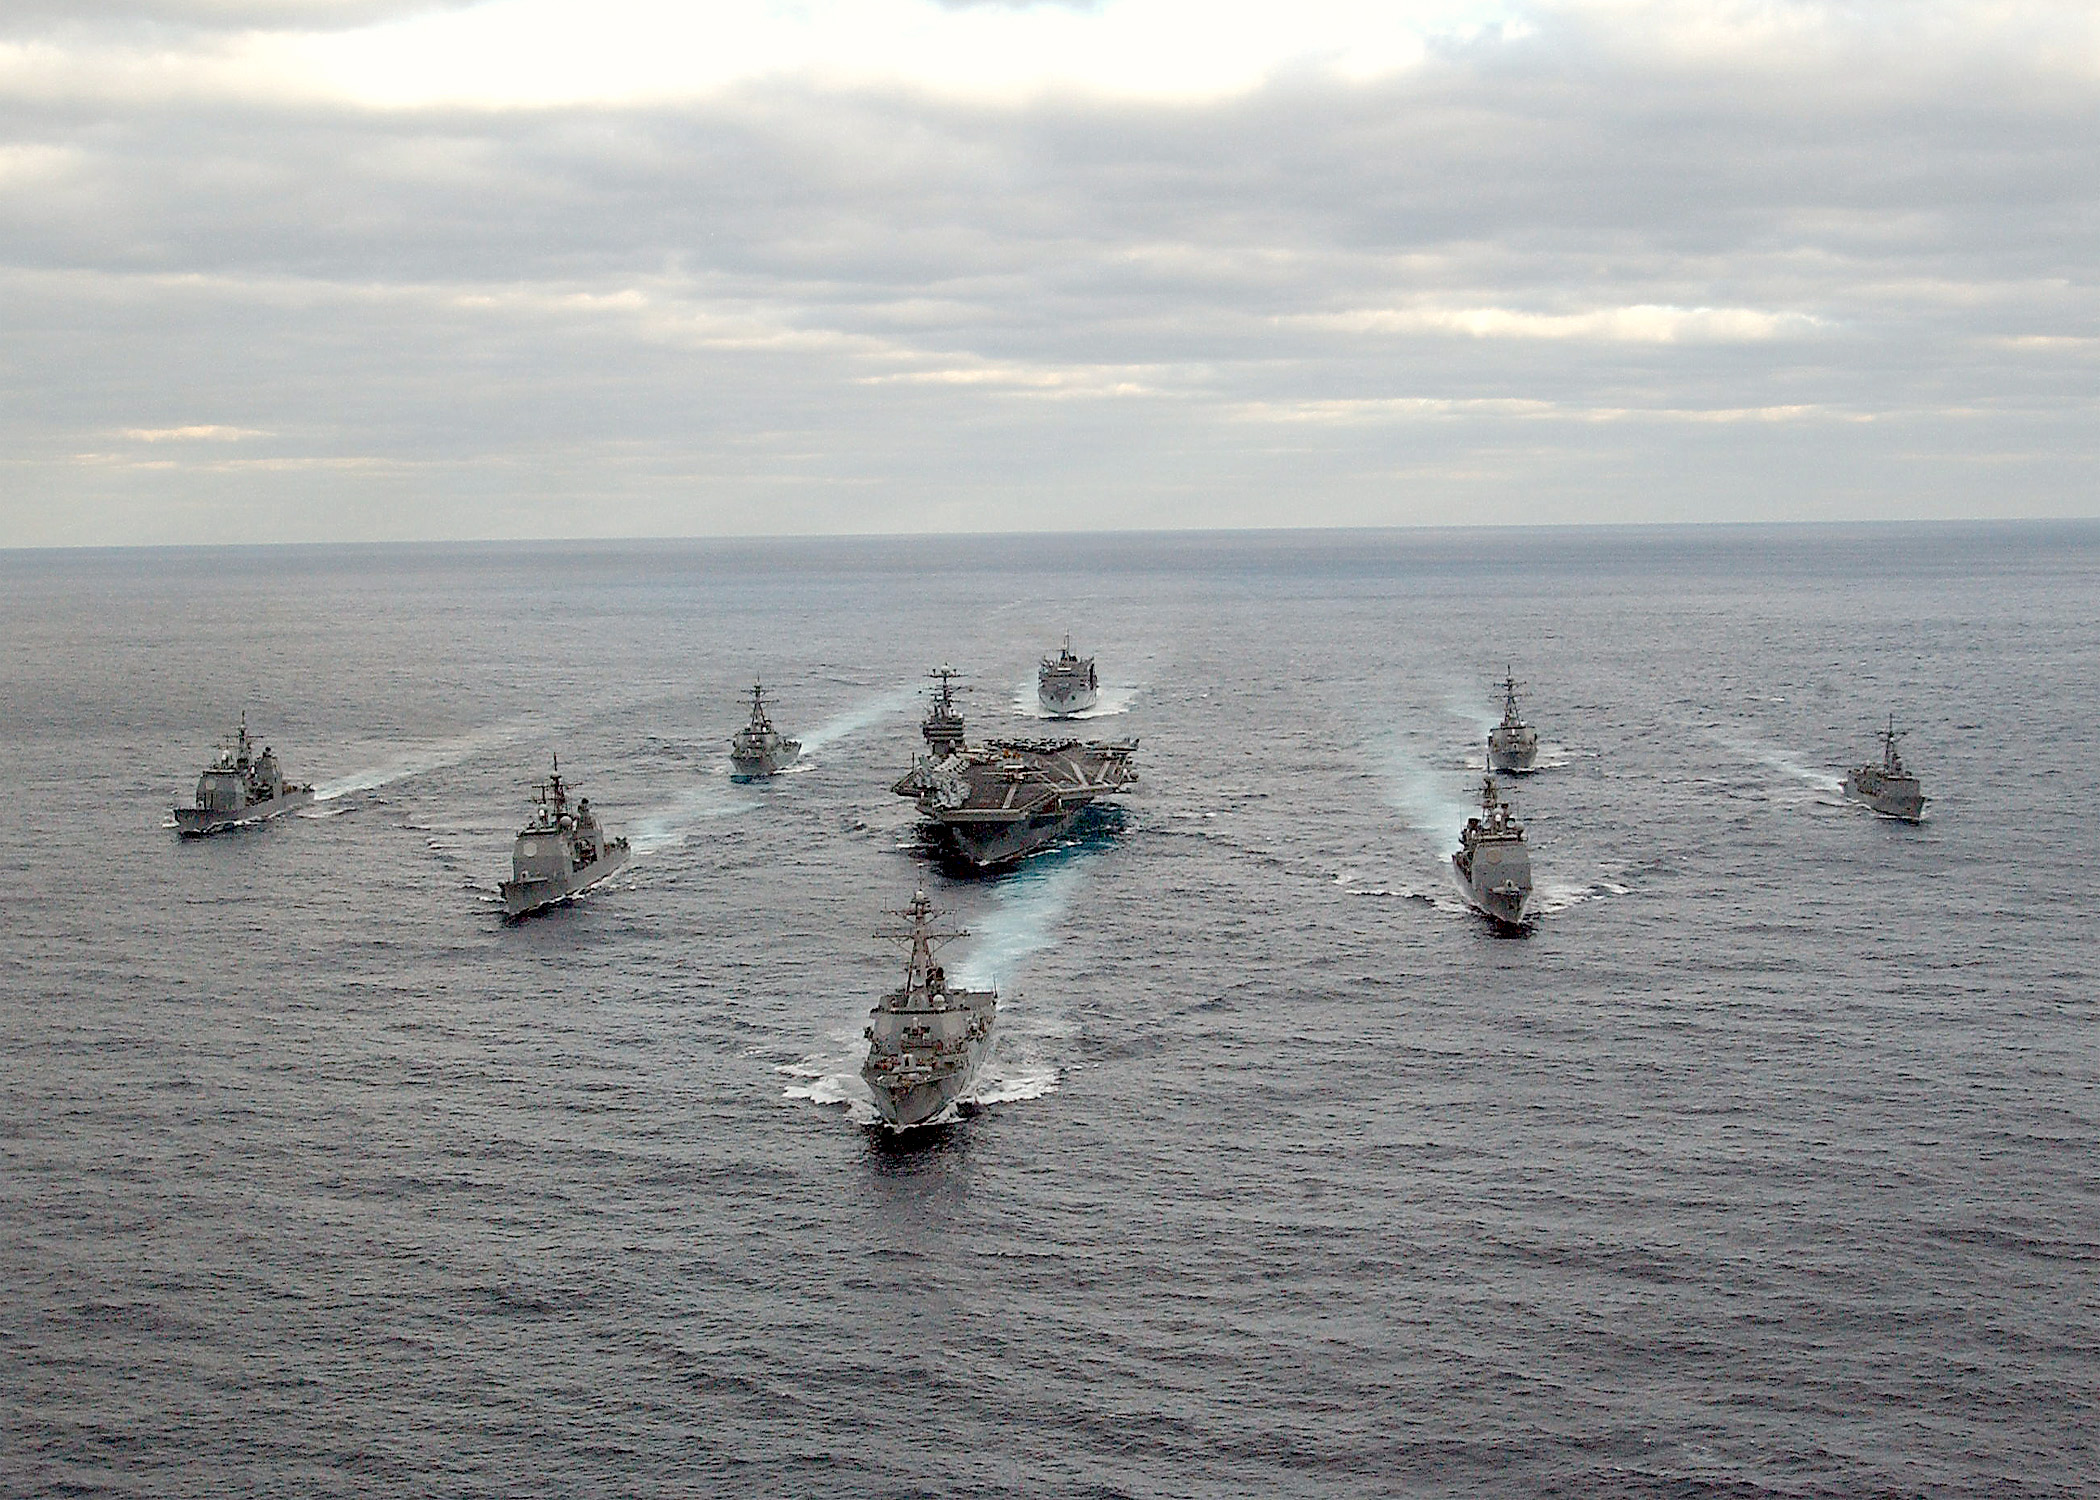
[1037, 636, 1100, 717]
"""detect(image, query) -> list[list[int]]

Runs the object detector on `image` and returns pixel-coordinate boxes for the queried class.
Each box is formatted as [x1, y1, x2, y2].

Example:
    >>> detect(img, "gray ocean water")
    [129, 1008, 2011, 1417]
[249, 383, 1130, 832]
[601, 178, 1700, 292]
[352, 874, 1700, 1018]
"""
[2, 524, 2095, 1498]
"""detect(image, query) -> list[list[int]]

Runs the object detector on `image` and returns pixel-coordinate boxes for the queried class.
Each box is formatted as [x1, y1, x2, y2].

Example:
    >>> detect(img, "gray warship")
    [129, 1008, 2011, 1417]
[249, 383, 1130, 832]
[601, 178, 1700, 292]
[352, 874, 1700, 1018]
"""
[498, 757, 631, 918]
[860, 891, 998, 1129]
[1486, 669, 1539, 774]
[1037, 635, 1100, 717]
[894, 666, 1138, 869]
[1844, 716, 1928, 822]
[1453, 775, 1533, 930]
[729, 681, 801, 780]
[172, 714, 314, 835]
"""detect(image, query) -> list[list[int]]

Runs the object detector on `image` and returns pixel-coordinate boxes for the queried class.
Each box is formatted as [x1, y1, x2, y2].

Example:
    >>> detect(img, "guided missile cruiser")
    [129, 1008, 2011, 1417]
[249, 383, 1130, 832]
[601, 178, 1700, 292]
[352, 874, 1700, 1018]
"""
[499, 757, 631, 918]
[1453, 775, 1533, 930]
[172, 714, 314, 835]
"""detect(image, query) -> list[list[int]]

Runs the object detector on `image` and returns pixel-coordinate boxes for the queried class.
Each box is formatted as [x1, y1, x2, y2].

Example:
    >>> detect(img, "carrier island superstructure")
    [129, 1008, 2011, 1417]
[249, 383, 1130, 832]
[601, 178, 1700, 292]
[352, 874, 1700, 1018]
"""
[172, 714, 314, 835]
[893, 666, 1137, 869]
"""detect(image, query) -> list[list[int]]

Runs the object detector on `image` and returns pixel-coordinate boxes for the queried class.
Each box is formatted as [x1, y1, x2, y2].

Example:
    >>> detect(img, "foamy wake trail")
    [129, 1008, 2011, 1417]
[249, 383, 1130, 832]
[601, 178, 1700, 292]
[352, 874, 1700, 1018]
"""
[1009, 682, 1144, 721]
[780, 1037, 884, 1126]
[1375, 734, 1476, 845]
[1443, 690, 1500, 739]
[1532, 877, 1631, 915]
[1708, 731, 1844, 794]
[315, 717, 544, 799]
[628, 782, 760, 854]
[799, 683, 920, 756]
[951, 858, 1088, 989]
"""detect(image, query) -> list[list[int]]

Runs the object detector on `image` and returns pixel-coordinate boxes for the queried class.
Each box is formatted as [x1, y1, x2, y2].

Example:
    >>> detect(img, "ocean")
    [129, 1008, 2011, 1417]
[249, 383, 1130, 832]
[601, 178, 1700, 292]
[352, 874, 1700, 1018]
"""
[1, 523, 2094, 1497]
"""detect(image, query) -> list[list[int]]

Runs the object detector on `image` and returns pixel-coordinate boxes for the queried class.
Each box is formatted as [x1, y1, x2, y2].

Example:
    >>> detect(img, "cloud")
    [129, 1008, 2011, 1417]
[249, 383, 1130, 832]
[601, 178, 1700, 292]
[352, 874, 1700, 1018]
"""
[121, 424, 269, 441]
[0, 1, 2095, 543]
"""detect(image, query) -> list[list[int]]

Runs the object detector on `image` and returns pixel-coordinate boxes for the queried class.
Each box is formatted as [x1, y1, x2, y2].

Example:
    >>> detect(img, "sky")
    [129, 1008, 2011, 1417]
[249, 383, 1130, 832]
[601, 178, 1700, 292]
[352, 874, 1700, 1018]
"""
[1, 0, 2095, 545]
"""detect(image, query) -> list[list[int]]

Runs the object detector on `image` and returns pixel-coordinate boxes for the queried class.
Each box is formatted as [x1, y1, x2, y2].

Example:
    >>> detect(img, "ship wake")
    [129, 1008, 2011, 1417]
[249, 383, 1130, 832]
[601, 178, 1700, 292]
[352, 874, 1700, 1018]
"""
[314, 716, 548, 799]
[628, 783, 760, 854]
[798, 682, 921, 757]
[1707, 730, 1843, 794]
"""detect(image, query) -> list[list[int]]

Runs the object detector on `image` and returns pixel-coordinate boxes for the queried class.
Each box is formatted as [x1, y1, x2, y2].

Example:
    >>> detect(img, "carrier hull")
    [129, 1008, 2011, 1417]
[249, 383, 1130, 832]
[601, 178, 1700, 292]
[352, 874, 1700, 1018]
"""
[173, 787, 314, 836]
[500, 843, 631, 918]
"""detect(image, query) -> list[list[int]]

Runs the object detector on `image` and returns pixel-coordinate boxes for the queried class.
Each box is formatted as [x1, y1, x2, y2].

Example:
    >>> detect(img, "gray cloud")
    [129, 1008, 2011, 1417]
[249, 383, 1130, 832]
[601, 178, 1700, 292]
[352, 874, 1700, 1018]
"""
[2, 6, 2095, 543]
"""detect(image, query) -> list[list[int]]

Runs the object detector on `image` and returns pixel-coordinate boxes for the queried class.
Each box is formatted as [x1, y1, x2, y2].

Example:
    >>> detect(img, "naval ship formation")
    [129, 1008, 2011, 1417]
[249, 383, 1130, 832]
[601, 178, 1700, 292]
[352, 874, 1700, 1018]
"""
[163, 649, 1942, 1125]
[893, 667, 1139, 869]
[173, 714, 314, 835]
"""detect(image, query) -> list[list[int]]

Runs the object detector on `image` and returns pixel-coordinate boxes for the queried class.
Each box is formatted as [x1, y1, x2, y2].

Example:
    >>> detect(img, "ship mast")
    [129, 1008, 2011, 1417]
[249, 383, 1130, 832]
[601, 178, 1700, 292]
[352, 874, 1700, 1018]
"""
[883, 891, 970, 993]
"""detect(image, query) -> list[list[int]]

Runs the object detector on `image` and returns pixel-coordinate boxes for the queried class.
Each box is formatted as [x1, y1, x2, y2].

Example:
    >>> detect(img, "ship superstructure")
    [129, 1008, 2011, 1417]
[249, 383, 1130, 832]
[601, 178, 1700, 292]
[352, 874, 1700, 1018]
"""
[1487, 670, 1540, 774]
[894, 666, 1138, 869]
[1037, 636, 1100, 718]
[861, 891, 997, 1128]
[729, 681, 802, 781]
[499, 757, 631, 918]
[172, 713, 314, 835]
[1844, 716, 1927, 822]
[1453, 775, 1533, 930]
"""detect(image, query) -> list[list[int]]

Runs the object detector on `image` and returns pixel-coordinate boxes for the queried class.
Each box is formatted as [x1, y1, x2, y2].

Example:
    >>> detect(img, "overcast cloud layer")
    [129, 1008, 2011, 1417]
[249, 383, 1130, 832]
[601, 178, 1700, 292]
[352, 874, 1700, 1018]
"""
[2, 0, 2095, 544]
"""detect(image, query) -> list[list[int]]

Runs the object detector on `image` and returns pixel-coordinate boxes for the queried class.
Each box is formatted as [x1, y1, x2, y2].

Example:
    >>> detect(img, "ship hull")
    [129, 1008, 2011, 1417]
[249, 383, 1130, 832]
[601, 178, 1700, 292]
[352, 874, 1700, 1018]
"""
[1487, 730, 1538, 774]
[1844, 771, 1925, 822]
[173, 788, 315, 836]
[730, 743, 801, 781]
[1038, 682, 1099, 717]
[1453, 847, 1532, 930]
[500, 844, 631, 918]
[865, 1046, 989, 1128]
[920, 805, 1089, 868]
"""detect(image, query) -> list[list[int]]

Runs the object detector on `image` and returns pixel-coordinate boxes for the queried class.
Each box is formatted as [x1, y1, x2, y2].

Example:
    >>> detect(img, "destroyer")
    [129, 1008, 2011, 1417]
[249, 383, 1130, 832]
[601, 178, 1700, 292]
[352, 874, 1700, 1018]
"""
[498, 756, 631, 918]
[172, 714, 314, 835]
[729, 681, 801, 780]
[1453, 775, 1533, 930]
[1037, 636, 1100, 717]
[1844, 716, 1928, 822]
[1487, 669, 1539, 774]
[894, 667, 1138, 869]
[861, 891, 997, 1128]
